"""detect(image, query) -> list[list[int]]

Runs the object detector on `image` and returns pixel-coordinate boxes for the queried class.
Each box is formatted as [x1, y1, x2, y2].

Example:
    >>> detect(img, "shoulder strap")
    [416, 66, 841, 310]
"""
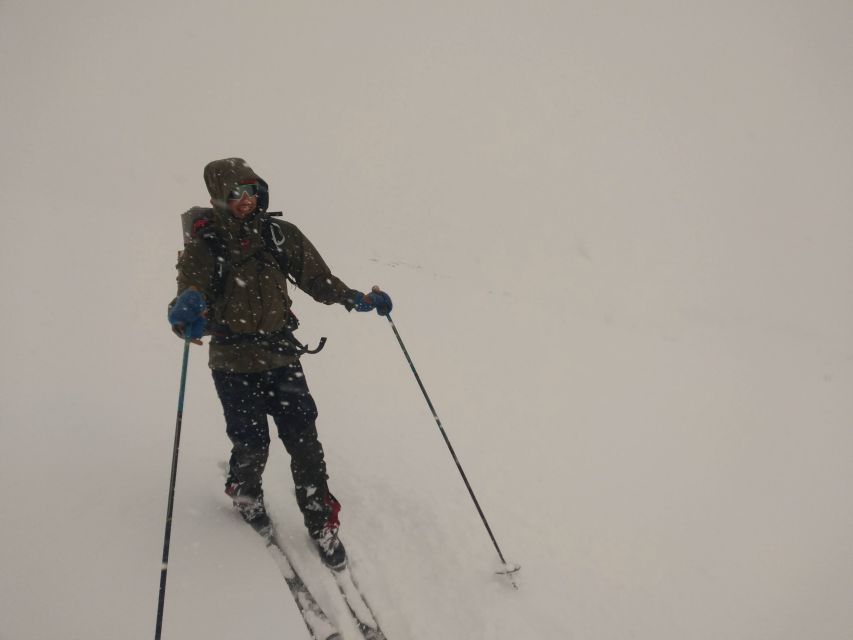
[261, 217, 296, 284]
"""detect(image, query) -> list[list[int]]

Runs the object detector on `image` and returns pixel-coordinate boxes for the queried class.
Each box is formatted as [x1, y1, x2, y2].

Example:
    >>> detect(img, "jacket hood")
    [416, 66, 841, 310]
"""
[203, 158, 270, 221]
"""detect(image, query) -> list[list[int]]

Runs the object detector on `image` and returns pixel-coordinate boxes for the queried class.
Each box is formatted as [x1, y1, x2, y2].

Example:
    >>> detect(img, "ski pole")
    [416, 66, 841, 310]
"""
[384, 314, 519, 585]
[154, 333, 193, 639]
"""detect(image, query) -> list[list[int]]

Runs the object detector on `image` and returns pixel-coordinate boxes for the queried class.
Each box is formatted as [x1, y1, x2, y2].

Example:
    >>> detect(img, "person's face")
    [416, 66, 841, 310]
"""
[227, 191, 258, 219]
[219, 183, 259, 219]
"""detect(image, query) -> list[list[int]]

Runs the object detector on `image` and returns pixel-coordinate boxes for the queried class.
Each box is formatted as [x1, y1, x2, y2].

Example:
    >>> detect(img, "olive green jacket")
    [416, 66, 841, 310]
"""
[176, 158, 355, 372]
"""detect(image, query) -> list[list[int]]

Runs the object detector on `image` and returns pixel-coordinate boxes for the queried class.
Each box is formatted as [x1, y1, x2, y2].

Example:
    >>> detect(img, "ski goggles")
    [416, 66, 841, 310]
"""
[227, 183, 259, 200]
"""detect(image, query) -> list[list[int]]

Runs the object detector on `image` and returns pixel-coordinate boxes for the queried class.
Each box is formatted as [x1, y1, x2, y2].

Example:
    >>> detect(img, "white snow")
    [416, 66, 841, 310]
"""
[1, 1, 852, 639]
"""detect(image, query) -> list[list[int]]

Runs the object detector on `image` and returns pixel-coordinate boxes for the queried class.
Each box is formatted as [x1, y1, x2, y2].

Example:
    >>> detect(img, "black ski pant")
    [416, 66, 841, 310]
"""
[212, 363, 340, 536]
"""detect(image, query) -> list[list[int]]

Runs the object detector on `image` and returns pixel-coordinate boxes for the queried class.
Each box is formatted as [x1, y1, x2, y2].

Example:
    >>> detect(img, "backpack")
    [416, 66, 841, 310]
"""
[178, 207, 326, 355]
[180, 206, 292, 290]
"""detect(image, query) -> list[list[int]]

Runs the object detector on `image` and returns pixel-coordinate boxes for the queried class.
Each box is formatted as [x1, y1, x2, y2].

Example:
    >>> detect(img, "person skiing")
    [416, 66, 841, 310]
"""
[167, 158, 392, 570]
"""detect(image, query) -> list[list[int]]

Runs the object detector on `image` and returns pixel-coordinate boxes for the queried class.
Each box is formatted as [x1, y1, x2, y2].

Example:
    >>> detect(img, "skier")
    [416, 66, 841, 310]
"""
[167, 158, 392, 570]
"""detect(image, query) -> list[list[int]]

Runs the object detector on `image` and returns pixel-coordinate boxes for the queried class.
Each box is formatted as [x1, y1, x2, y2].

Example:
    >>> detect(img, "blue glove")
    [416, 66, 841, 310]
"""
[350, 287, 393, 316]
[168, 289, 207, 339]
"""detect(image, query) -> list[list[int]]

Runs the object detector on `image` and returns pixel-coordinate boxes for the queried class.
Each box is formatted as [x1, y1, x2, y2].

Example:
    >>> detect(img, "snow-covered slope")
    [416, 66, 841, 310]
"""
[2, 2, 852, 639]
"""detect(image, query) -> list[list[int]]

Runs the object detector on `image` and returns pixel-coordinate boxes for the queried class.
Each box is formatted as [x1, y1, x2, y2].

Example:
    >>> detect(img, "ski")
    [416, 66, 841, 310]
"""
[221, 463, 386, 639]
[329, 562, 388, 640]
[247, 516, 342, 640]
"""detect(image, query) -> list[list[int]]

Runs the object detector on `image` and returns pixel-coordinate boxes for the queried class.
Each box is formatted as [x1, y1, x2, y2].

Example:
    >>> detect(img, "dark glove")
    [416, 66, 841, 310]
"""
[349, 286, 393, 316]
[168, 289, 207, 339]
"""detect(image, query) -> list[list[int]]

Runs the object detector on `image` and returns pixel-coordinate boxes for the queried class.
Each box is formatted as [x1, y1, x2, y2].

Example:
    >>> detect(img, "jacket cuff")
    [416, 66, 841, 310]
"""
[343, 289, 365, 312]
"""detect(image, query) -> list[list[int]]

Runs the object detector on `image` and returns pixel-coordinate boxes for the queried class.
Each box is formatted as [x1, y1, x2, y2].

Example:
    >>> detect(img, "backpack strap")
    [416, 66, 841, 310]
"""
[208, 325, 326, 355]
[261, 216, 296, 285]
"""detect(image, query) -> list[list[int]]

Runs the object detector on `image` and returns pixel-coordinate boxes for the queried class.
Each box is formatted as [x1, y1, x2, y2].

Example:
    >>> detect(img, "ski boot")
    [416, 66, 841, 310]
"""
[226, 483, 269, 528]
[311, 523, 347, 571]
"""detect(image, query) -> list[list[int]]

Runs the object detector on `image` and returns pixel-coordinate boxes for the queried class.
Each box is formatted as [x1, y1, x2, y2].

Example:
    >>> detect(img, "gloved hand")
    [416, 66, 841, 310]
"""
[168, 289, 207, 340]
[349, 286, 393, 316]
